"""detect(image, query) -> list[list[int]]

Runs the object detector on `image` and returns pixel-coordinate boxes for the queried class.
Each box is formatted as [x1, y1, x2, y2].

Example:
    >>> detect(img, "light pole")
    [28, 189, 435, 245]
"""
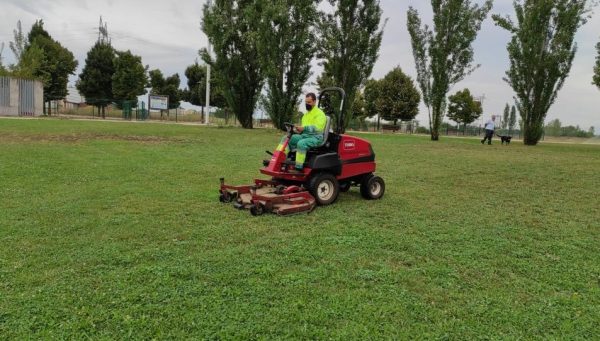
[204, 0, 212, 125]
[197, 80, 203, 122]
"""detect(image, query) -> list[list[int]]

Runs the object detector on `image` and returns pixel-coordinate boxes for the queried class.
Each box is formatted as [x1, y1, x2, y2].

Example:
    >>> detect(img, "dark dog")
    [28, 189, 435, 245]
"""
[496, 134, 512, 145]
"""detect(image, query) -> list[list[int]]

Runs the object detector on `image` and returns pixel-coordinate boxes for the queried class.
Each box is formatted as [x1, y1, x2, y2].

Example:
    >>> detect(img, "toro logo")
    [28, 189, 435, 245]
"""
[343, 140, 356, 150]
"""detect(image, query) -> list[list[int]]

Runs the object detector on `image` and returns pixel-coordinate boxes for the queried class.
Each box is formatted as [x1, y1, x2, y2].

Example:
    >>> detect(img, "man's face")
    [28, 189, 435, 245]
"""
[305, 96, 316, 109]
[492, 116, 496, 121]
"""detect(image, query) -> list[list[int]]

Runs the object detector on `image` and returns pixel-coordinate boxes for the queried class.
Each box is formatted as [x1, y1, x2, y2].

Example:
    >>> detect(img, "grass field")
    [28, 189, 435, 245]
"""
[1, 118, 599, 339]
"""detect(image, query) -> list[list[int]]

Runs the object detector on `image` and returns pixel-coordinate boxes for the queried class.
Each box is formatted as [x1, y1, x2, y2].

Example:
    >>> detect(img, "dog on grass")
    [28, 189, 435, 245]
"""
[496, 134, 513, 145]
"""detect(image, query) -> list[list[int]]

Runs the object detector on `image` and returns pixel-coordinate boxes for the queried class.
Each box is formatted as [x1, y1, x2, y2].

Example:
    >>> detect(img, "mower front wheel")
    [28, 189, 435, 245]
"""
[360, 174, 385, 200]
[219, 191, 234, 203]
[250, 204, 265, 216]
[308, 172, 339, 206]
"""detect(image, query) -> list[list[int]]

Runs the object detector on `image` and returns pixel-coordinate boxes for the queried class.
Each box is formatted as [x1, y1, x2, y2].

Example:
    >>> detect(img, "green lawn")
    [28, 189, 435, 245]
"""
[1, 118, 598, 339]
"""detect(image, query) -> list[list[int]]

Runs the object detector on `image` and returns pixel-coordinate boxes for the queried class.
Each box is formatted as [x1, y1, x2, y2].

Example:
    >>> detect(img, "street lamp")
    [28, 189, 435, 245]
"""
[204, 0, 212, 125]
[197, 80, 203, 122]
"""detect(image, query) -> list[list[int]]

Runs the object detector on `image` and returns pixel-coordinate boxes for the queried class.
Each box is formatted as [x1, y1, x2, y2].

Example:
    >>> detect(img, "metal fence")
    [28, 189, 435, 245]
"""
[0, 77, 9, 109]
[18, 79, 36, 116]
[53, 101, 276, 127]
[345, 120, 523, 138]
[0, 76, 43, 116]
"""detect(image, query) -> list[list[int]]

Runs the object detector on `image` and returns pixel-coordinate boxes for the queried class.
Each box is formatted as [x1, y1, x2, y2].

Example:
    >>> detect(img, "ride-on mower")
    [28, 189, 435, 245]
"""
[219, 87, 385, 216]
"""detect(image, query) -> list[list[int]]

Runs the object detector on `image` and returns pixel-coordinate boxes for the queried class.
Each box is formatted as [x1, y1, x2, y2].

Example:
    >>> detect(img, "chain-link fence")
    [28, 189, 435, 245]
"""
[44, 101, 531, 137]
[346, 119, 524, 139]
[47, 99, 275, 127]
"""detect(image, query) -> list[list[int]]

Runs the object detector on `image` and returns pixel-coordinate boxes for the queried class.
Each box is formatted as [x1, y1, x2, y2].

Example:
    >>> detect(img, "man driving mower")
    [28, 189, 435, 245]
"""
[275, 93, 327, 171]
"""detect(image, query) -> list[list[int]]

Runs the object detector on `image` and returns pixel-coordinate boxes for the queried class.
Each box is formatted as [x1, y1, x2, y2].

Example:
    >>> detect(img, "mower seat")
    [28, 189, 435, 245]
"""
[316, 116, 332, 148]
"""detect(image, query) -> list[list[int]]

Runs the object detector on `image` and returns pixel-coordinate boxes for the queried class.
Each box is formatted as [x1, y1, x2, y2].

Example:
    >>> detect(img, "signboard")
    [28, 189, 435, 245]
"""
[149, 95, 169, 110]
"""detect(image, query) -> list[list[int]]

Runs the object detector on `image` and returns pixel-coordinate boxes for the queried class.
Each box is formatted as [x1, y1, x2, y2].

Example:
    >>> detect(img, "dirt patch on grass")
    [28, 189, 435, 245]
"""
[0, 132, 189, 144]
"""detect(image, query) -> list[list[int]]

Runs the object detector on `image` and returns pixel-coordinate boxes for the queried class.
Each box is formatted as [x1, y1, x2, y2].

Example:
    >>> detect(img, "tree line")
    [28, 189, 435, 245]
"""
[1, 0, 599, 145]
[0, 20, 215, 119]
[201, 0, 386, 131]
[545, 119, 595, 138]
[203, 0, 598, 144]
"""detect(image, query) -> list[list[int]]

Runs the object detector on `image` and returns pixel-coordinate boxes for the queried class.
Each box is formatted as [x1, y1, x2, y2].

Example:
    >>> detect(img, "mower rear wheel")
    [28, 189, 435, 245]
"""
[360, 174, 385, 200]
[308, 172, 339, 206]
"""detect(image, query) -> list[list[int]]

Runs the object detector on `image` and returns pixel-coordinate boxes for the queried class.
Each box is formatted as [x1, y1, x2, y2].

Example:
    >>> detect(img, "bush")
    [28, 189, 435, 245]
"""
[416, 126, 430, 134]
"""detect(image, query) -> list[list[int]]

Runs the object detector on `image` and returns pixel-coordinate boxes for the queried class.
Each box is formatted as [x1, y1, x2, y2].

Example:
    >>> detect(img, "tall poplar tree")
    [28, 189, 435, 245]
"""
[407, 0, 493, 140]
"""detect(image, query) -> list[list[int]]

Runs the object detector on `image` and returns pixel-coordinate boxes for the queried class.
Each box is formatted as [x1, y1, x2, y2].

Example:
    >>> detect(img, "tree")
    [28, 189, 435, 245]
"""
[493, 0, 594, 145]
[363, 78, 381, 129]
[1, 22, 48, 81]
[183, 62, 205, 108]
[519, 118, 524, 133]
[9, 20, 26, 62]
[183, 62, 227, 114]
[407, 0, 493, 141]
[112, 50, 148, 106]
[9, 42, 48, 81]
[202, 1, 264, 128]
[446, 88, 483, 130]
[77, 41, 116, 119]
[319, 0, 385, 132]
[148, 69, 164, 94]
[258, 0, 317, 131]
[544, 119, 562, 136]
[545, 119, 594, 137]
[149, 69, 181, 110]
[351, 90, 368, 128]
[509, 105, 517, 133]
[163, 74, 182, 110]
[352, 91, 366, 118]
[376, 67, 420, 125]
[502, 104, 510, 130]
[594, 39, 600, 89]
[27, 20, 78, 115]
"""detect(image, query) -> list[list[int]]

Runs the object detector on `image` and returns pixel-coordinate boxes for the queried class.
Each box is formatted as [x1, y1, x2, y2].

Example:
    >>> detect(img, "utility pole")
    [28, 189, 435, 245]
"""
[198, 80, 204, 122]
[204, 0, 212, 125]
[474, 94, 486, 136]
[475, 94, 486, 114]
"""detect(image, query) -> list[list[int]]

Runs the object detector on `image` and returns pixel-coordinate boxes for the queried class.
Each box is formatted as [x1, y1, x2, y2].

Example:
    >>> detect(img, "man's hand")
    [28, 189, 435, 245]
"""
[294, 126, 304, 134]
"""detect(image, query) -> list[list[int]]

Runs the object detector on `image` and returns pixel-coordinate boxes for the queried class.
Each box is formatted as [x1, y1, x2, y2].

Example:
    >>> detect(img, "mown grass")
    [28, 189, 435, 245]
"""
[1, 118, 599, 339]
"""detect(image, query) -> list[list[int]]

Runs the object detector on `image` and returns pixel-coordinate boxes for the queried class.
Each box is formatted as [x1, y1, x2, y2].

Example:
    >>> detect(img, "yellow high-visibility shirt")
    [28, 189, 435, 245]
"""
[301, 106, 327, 136]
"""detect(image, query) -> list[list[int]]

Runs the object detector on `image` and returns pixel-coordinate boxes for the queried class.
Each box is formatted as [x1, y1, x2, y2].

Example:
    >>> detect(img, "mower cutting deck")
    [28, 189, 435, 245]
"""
[219, 178, 316, 216]
[219, 87, 385, 216]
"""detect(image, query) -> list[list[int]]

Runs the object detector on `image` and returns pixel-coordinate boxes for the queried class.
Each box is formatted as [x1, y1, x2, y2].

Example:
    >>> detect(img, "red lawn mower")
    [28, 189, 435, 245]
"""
[219, 87, 385, 216]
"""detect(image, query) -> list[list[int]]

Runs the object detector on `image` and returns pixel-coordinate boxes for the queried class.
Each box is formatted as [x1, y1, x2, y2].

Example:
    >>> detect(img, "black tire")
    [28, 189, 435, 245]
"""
[360, 174, 385, 200]
[219, 191, 232, 203]
[339, 181, 351, 193]
[308, 172, 339, 206]
[250, 204, 265, 216]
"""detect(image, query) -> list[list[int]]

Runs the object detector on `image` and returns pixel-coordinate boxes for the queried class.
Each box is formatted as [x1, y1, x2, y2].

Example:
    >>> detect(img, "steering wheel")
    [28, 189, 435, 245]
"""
[284, 122, 295, 133]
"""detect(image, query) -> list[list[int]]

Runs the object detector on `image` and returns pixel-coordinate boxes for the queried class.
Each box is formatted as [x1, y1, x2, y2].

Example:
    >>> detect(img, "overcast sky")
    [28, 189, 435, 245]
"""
[1, 0, 598, 128]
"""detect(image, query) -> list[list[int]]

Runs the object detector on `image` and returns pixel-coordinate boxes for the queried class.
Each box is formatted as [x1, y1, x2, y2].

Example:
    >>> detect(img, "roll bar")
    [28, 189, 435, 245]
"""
[318, 87, 346, 134]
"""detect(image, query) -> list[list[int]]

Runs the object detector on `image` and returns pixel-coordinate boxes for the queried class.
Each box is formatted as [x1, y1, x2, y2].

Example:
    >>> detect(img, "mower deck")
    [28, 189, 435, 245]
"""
[219, 178, 316, 216]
